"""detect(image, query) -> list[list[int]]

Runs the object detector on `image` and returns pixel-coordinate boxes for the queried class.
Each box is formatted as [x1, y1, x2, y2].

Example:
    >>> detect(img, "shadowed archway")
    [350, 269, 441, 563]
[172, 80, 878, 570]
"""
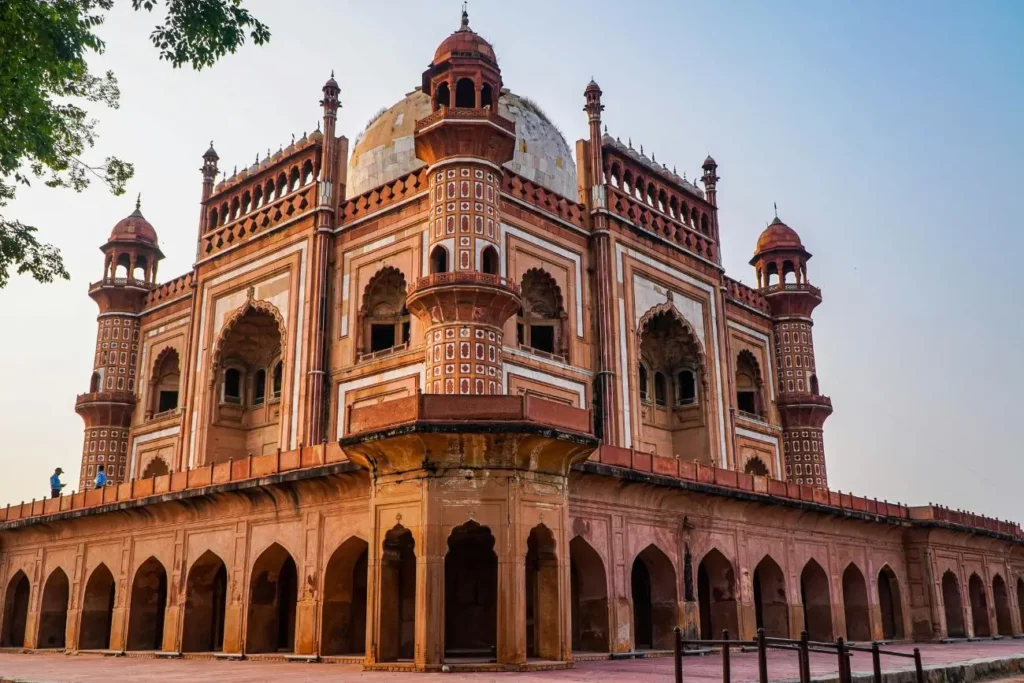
[79, 564, 115, 650]
[842, 563, 870, 642]
[570, 536, 609, 652]
[126, 557, 167, 651]
[993, 575, 1013, 636]
[37, 568, 69, 649]
[753, 555, 789, 638]
[877, 565, 904, 640]
[182, 551, 228, 652]
[445, 521, 497, 660]
[321, 537, 368, 656]
[246, 543, 297, 653]
[801, 560, 833, 642]
[969, 573, 990, 637]
[631, 544, 678, 650]
[697, 549, 738, 640]
[942, 571, 965, 638]
[526, 524, 560, 660]
[0, 571, 29, 647]
[378, 525, 416, 662]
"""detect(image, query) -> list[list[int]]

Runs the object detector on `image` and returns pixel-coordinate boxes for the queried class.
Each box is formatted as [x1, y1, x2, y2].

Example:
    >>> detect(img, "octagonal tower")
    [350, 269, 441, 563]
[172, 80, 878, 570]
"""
[751, 214, 833, 487]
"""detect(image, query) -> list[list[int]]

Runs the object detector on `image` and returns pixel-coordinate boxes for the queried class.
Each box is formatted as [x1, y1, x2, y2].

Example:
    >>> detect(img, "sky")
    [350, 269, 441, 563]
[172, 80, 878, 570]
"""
[2, 1, 1022, 518]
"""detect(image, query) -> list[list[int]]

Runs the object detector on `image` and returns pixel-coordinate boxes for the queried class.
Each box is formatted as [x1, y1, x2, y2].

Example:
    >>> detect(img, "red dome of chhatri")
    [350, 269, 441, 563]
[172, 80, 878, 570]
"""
[433, 10, 496, 64]
[108, 199, 158, 246]
[755, 216, 803, 254]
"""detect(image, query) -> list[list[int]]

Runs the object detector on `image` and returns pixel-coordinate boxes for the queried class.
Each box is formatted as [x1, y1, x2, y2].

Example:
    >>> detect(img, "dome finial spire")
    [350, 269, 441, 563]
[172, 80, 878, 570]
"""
[774, 201, 779, 220]
[135, 193, 141, 211]
[460, 2, 470, 30]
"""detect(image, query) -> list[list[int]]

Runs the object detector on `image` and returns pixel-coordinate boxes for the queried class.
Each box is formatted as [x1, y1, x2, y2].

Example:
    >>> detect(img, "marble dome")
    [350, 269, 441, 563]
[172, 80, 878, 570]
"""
[347, 89, 577, 199]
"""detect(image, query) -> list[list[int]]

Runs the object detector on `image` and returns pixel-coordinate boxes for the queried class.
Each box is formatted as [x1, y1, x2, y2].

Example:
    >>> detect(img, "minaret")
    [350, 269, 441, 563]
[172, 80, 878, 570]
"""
[701, 155, 720, 240]
[75, 198, 162, 488]
[750, 212, 832, 487]
[406, 8, 520, 395]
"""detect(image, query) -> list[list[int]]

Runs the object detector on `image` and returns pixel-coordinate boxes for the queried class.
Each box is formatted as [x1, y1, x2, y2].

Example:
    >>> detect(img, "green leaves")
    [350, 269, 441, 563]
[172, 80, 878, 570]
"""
[0, 0, 269, 287]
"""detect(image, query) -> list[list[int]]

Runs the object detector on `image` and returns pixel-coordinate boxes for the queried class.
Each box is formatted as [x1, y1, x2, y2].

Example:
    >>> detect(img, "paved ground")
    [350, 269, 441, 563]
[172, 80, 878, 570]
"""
[0, 640, 1020, 682]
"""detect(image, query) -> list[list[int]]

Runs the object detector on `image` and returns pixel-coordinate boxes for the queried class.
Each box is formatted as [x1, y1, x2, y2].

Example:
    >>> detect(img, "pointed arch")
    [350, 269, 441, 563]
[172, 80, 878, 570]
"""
[968, 573, 990, 637]
[526, 524, 560, 659]
[211, 298, 287, 371]
[942, 571, 965, 638]
[127, 556, 168, 651]
[631, 544, 678, 650]
[519, 268, 567, 357]
[636, 302, 707, 383]
[993, 574, 1012, 636]
[149, 346, 181, 415]
[570, 536, 609, 653]
[0, 570, 29, 647]
[321, 537, 369, 656]
[142, 456, 170, 478]
[446, 521, 498, 659]
[735, 349, 765, 417]
[744, 457, 769, 476]
[753, 555, 788, 638]
[182, 551, 228, 652]
[378, 524, 416, 662]
[801, 559, 833, 641]
[697, 548, 738, 640]
[360, 266, 409, 356]
[246, 542, 298, 653]
[842, 563, 870, 641]
[37, 568, 69, 649]
[877, 565, 905, 640]
[79, 564, 115, 650]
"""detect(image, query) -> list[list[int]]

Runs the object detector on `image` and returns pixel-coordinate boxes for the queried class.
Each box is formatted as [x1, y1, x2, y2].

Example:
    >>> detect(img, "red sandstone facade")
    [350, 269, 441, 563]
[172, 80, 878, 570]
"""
[2, 11, 1022, 672]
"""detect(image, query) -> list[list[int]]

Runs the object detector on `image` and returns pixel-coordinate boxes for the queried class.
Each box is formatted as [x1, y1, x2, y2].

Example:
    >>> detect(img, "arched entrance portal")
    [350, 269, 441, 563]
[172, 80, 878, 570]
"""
[378, 525, 416, 662]
[968, 573, 990, 637]
[753, 556, 789, 638]
[445, 522, 497, 660]
[37, 568, 70, 649]
[877, 566, 904, 640]
[697, 549, 738, 639]
[0, 571, 29, 647]
[801, 560, 833, 642]
[993, 575, 1013, 637]
[182, 551, 228, 652]
[942, 571, 965, 638]
[79, 564, 115, 650]
[126, 557, 168, 651]
[526, 525, 560, 660]
[246, 543, 297, 653]
[570, 536, 609, 652]
[842, 564, 871, 642]
[321, 537, 368, 656]
[631, 545, 678, 650]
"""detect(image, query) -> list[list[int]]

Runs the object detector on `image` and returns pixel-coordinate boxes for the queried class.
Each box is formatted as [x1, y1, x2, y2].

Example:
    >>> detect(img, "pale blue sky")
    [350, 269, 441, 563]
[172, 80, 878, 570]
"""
[2, 1, 1021, 519]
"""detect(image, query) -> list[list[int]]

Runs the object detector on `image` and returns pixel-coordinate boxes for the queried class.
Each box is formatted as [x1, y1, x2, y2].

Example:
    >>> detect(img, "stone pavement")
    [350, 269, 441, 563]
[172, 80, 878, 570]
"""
[0, 640, 1020, 682]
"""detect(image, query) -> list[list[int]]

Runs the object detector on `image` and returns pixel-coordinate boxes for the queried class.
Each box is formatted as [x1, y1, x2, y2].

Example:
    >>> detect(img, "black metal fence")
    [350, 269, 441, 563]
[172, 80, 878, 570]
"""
[673, 628, 924, 683]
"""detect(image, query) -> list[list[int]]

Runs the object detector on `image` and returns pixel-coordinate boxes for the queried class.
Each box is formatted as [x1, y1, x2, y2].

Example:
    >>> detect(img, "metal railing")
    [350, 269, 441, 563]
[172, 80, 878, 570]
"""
[673, 628, 923, 683]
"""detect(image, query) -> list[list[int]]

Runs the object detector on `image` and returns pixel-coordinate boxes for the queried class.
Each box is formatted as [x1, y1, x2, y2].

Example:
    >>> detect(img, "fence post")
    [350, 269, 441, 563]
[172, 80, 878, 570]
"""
[836, 637, 847, 683]
[913, 647, 923, 683]
[674, 626, 683, 683]
[871, 641, 881, 683]
[799, 631, 810, 683]
[722, 630, 730, 683]
[756, 628, 768, 683]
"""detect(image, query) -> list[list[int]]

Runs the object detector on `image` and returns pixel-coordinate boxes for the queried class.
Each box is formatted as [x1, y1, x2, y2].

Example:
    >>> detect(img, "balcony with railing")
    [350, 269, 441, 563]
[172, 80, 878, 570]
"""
[762, 282, 822, 298]
[408, 272, 521, 297]
[75, 391, 137, 408]
[777, 392, 833, 410]
[87, 277, 156, 294]
[415, 106, 515, 135]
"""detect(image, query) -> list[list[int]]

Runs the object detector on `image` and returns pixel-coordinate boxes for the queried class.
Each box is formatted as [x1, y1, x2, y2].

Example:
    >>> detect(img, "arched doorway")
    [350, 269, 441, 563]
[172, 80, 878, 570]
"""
[570, 536, 609, 652]
[526, 525, 560, 660]
[631, 545, 678, 650]
[37, 568, 69, 649]
[1018, 578, 1024, 636]
[79, 564, 115, 650]
[321, 537, 369, 656]
[753, 556, 789, 638]
[379, 525, 416, 662]
[697, 549, 738, 639]
[877, 566, 904, 640]
[993, 575, 1013, 637]
[942, 571, 965, 638]
[445, 521, 497, 660]
[126, 557, 167, 651]
[182, 551, 228, 652]
[246, 543, 297, 653]
[1, 571, 29, 647]
[842, 563, 871, 642]
[801, 560, 833, 642]
[968, 573, 990, 637]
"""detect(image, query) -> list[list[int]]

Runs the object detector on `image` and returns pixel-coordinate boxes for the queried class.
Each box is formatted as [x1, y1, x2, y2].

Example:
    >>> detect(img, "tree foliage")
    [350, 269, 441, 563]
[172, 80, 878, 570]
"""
[0, 0, 269, 287]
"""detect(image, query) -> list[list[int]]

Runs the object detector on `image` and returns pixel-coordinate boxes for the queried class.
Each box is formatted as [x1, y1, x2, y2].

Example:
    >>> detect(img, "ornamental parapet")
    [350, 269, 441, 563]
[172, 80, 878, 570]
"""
[87, 277, 156, 294]
[415, 106, 515, 135]
[407, 271, 520, 297]
[777, 392, 833, 410]
[74, 391, 137, 408]
[762, 282, 822, 298]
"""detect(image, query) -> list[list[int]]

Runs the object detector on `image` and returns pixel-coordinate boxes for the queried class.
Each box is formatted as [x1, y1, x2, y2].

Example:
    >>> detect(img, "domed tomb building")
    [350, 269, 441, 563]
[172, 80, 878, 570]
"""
[0, 9, 1021, 672]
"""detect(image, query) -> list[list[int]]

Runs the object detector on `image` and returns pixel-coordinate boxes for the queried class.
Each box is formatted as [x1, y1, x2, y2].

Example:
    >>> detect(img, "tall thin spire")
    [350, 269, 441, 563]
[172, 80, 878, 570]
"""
[774, 201, 779, 219]
[460, 2, 470, 30]
[135, 193, 141, 211]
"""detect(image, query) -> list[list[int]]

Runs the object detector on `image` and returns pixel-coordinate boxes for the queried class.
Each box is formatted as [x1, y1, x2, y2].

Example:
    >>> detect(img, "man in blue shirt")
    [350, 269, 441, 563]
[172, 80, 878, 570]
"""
[94, 465, 107, 488]
[50, 468, 66, 498]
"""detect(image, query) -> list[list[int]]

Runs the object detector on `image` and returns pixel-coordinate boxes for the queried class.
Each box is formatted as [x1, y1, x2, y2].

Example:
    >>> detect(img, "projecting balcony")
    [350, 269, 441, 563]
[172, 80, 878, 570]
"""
[761, 282, 822, 298]
[75, 391, 137, 408]
[87, 277, 156, 294]
[777, 392, 832, 410]
[406, 272, 521, 327]
[415, 105, 515, 135]
[413, 106, 517, 167]
[407, 271, 519, 296]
